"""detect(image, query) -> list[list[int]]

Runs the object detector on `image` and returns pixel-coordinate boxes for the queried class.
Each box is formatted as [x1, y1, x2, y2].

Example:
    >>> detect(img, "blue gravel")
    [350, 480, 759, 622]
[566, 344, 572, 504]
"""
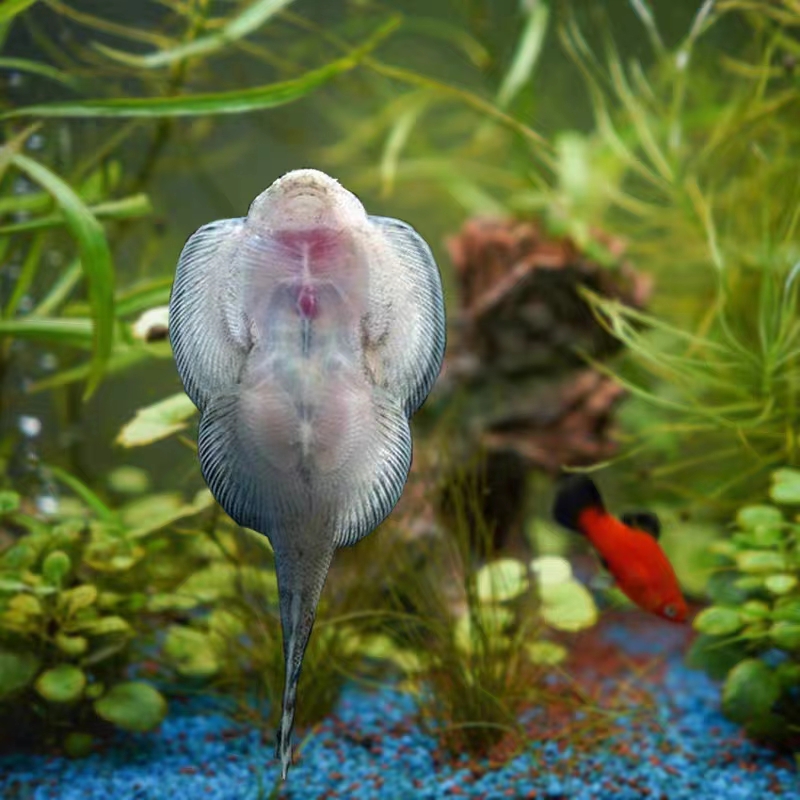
[1, 616, 798, 799]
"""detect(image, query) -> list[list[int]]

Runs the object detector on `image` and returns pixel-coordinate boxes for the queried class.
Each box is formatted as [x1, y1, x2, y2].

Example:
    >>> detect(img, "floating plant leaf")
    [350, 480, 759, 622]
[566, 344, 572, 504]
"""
[693, 606, 743, 636]
[722, 659, 780, 724]
[0, 650, 40, 698]
[93, 682, 167, 732]
[475, 559, 528, 602]
[35, 664, 86, 703]
[116, 392, 197, 447]
[770, 469, 800, 505]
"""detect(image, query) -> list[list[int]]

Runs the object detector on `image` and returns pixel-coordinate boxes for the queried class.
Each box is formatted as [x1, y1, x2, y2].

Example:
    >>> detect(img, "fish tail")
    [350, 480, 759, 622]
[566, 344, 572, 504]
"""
[273, 536, 334, 781]
[552, 474, 605, 533]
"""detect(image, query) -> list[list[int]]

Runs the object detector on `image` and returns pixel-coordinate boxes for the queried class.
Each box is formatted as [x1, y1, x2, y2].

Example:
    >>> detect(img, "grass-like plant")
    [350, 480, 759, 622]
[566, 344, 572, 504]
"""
[351, 445, 599, 758]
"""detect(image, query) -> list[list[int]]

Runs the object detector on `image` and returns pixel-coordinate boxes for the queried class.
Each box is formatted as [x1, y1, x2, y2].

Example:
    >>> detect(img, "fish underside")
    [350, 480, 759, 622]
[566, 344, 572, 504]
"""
[168, 170, 446, 779]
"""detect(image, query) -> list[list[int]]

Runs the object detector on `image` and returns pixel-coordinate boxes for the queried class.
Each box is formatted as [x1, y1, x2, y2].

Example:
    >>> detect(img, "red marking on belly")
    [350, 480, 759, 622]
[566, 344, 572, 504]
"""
[296, 286, 318, 319]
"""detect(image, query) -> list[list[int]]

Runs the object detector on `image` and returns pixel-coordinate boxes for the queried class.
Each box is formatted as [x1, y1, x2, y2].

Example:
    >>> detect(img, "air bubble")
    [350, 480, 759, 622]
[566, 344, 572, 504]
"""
[18, 415, 42, 438]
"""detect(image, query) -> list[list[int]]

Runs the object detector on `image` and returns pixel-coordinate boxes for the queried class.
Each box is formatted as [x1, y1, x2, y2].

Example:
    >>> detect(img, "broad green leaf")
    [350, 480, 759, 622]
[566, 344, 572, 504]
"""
[163, 626, 220, 677]
[540, 579, 598, 632]
[95, 0, 295, 68]
[686, 634, 747, 681]
[764, 574, 798, 595]
[770, 622, 800, 651]
[736, 505, 784, 530]
[42, 550, 71, 585]
[107, 466, 150, 495]
[4, 22, 399, 119]
[0, 0, 40, 24]
[773, 598, 800, 623]
[55, 633, 88, 656]
[530, 555, 572, 586]
[10, 154, 114, 397]
[722, 659, 780, 724]
[475, 558, 528, 602]
[739, 600, 770, 623]
[35, 664, 86, 703]
[735, 550, 787, 573]
[0, 490, 20, 513]
[94, 682, 167, 732]
[59, 584, 98, 616]
[72, 615, 132, 637]
[693, 606, 742, 636]
[525, 640, 568, 666]
[122, 489, 213, 538]
[146, 592, 199, 612]
[116, 393, 197, 448]
[0, 650, 40, 698]
[770, 468, 800, 505]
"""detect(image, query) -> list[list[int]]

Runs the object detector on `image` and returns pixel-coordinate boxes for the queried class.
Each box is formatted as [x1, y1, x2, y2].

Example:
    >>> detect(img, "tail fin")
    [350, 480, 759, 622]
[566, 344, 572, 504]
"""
[552, 474, 605, 533]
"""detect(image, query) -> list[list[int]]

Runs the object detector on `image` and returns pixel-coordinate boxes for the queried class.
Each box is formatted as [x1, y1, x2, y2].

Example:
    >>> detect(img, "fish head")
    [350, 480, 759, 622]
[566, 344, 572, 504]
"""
[656, 594, 689, 623]
[248, 168, 367, 233]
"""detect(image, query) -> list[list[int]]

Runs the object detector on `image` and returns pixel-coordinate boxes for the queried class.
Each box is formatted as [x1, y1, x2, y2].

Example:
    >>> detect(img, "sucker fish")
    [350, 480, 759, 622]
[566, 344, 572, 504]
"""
[168, 169, 446, 779]
[552, 475, 688, 623]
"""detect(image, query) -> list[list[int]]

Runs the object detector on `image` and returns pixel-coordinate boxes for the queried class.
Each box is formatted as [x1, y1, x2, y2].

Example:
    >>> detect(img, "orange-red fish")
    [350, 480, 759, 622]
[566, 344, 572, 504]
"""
[553, 475, 688, 623]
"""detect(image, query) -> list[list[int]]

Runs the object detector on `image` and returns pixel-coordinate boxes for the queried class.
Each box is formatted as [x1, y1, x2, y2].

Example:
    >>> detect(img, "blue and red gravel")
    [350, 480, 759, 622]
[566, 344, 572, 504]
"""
[1, 611, 797, 799]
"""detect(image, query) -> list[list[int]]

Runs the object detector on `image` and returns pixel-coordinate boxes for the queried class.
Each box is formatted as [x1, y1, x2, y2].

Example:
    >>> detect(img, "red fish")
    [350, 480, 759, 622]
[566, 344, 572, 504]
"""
[552, 475, 688, 623]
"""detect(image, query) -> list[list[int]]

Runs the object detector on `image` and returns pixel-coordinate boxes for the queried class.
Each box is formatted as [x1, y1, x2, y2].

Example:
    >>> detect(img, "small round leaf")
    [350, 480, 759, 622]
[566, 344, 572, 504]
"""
[722, 659, 780, 724]
[42, 551, 72, 585]
[770, 622, 800, 651]
[764, 574, 798, 595]
[93, 681, 167, 732]
[475, 559, 528, 603]
[693, 606, 743, 636]
[35, 664, 86, 703]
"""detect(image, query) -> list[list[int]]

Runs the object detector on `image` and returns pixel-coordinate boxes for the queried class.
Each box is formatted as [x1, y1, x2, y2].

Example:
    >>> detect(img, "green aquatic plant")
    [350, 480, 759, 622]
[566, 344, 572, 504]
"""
[357, 450, 599, 758]
[689, 467, 800, 744]
[0, 476, 216, 755]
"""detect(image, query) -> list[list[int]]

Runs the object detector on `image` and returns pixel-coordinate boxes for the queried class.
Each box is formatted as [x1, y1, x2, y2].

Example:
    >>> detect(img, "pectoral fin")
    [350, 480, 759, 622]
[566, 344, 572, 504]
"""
[366, 216, 446, 416]
[169, 218, 250, 409]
